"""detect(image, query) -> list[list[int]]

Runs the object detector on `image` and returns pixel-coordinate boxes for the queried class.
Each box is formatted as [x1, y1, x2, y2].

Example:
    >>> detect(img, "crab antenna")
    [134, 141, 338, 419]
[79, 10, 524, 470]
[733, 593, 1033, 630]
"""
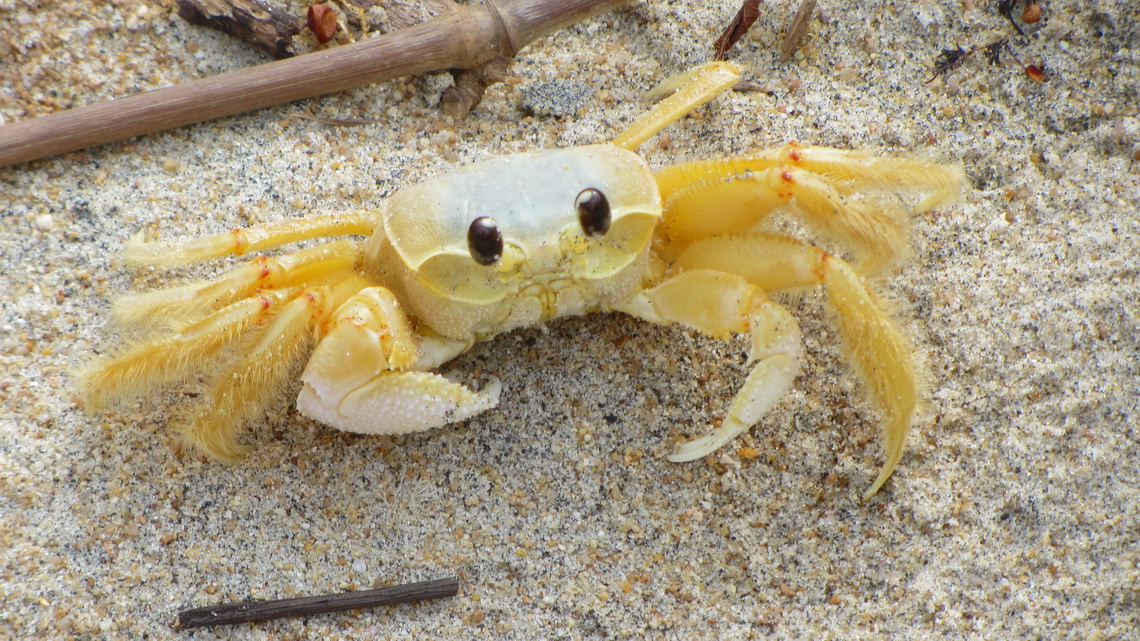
[612, 61, 741, 151]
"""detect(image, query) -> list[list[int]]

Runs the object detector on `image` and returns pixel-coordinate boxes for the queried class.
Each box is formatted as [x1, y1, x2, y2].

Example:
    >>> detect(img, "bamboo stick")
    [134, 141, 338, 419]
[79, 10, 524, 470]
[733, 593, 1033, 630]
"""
[0, 0, 630, 168]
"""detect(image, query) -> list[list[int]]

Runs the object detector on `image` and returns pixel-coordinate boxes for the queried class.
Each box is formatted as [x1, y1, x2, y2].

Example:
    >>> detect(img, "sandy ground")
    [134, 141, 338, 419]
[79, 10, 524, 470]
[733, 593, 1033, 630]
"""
[2, 0, 1138, 638]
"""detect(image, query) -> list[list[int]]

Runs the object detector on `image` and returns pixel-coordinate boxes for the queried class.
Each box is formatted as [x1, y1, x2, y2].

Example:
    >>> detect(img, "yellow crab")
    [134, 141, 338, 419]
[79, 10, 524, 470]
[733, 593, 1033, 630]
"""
[82, 62, 963, 498]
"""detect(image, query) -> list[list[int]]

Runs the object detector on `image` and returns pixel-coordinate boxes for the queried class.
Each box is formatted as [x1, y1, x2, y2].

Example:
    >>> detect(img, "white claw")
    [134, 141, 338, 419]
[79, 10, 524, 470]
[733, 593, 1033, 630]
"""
[297, 373, 501, 436]
[667, 416, 750, 462]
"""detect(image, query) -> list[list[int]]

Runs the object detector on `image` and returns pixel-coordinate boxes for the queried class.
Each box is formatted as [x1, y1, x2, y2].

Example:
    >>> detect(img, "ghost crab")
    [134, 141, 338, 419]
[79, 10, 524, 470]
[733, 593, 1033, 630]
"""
[83, 62, 963, 497]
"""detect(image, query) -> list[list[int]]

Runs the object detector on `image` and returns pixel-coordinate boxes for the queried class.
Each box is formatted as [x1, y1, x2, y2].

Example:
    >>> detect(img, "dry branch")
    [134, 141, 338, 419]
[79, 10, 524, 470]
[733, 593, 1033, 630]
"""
[177, 0, 304, 59]
[0, 0, 631, 167]
[442, 55, 513, 120]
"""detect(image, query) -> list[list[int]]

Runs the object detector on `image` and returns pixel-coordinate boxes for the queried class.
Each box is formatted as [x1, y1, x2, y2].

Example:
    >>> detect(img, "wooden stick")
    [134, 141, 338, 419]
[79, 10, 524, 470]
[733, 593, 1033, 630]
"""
[0, 0, 630, 168]
[175, 577, 460, 629]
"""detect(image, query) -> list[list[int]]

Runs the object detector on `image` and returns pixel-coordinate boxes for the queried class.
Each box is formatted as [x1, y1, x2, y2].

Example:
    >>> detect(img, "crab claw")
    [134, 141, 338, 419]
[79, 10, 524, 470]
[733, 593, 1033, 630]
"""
[297, 372, 501, 435]
[296, 285, 500, 435]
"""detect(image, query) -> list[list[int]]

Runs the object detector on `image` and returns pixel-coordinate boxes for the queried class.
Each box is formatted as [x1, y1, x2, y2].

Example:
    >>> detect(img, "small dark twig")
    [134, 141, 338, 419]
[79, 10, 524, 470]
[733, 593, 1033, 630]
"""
[926, 37, 1044, 83]
[982, 40, 1008, 65]
[285, 113, 387, 126]
[926, 46, 971, 83]
[731, 79, 775, 94]
[926, 0, 1048, 85]
[174, 577, 460, 630]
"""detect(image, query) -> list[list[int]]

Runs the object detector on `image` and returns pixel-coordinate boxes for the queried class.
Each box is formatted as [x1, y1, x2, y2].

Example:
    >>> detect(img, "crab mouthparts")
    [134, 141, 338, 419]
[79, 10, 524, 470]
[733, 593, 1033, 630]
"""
[515, 276, 587, 320]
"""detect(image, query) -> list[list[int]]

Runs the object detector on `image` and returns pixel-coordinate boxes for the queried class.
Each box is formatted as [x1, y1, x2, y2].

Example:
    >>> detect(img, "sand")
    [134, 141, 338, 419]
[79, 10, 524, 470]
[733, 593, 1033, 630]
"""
[1, 0, 1137, 638]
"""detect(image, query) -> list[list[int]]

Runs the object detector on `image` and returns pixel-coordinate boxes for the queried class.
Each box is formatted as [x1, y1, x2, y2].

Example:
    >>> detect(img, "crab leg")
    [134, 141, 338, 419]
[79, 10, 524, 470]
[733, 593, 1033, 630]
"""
[673, 233, 918, 498]
[83, 241, 363, 405]
[655, 144, 964, 208]
[655, 146, 963, 272]
[126, 210, 376, 265]
[84, 250, 370, 460]
[81, 289, 295, 410]
[296, 286, 500, 436]
[612, 61, 741, 151]
[179, 285, 341, 460]
[113, 239, 362, 330]
[661, 165, 907, 271]
[615, 269, 803, 464]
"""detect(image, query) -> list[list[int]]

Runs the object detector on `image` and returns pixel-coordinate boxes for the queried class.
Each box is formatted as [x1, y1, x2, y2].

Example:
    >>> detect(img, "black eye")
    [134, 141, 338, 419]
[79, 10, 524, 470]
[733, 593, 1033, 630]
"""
[576, 188, 611, 237]
[467, 216, 503, 266]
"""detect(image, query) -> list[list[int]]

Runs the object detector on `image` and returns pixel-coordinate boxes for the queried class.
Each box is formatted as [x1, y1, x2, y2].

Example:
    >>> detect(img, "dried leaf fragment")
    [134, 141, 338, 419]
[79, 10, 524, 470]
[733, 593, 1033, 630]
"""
[308, 3, 338, 44]
[713, 0, 762, 61]
[1021, 3, 1042, 24]
[1024, 64, 1045, 81]
[780, 0, 816, 62]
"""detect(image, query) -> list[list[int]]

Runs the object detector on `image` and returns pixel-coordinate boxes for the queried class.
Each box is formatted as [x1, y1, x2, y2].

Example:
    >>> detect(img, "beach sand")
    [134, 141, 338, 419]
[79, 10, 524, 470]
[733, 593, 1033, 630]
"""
[2, 0, 1137, 638]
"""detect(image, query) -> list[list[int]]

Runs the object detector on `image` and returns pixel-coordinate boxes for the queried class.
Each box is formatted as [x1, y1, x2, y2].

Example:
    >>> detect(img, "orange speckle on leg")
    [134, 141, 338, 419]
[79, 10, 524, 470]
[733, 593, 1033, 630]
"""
[231, 229, 249, 255]
[814, 252, 832, 281]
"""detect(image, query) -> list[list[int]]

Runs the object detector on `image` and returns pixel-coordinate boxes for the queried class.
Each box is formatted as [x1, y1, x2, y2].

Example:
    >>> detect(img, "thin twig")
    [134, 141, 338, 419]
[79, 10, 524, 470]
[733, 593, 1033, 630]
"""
[175, 577, 460, 630]
[284, 113, 386, 126]
[0, 0, 631, 167]
[997, 0, 1027, 38]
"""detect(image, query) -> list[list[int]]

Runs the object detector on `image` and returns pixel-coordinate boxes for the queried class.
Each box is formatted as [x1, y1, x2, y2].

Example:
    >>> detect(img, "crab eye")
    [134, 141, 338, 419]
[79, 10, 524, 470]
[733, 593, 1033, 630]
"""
[576, 188, 611, 237]
[467, 216, 503, 266]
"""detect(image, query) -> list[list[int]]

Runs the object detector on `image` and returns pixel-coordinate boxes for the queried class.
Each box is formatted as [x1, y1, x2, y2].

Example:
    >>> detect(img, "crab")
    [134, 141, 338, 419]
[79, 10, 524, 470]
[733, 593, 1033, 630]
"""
[82, 62, 963, 497]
